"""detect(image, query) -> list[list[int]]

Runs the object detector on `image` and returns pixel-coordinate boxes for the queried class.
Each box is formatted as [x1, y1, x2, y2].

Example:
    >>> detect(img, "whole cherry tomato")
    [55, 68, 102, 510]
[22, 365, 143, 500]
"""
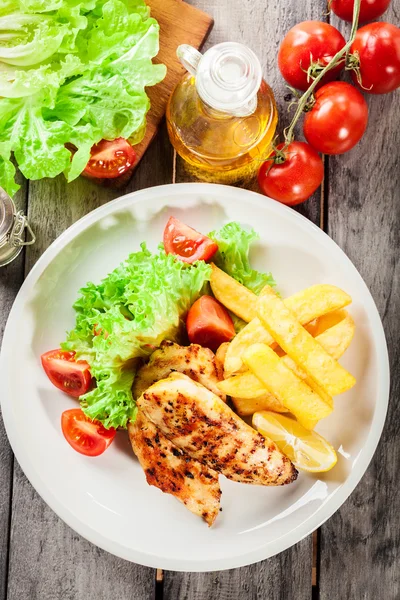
[350, 22, 400, 94]
[303, 82, 368, 155]
[331, 0, 391, 23]
[278, 21, 346, 91]
[258, 142, 324, 206]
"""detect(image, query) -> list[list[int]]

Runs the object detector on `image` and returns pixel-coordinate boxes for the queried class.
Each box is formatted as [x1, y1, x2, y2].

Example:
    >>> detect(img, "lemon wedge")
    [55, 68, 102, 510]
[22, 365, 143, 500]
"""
[253, 411, 337, 473]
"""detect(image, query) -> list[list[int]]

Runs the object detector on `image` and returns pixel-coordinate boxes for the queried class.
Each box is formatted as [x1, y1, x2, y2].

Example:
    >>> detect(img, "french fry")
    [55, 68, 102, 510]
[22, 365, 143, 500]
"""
[215, 342, 229, 380]
[219, 371, 270, 399]
[222, 311, 354, 404]
[313, 308, 349, 336]
[243, 343, 332, 427]
[225, 318, 271, 375]
[221, 315, 355, 421]
[224, 284, 352, 376]
[314, 312, 355, 359]
[232, 393, 288, 417]
[257, 287, 356, 396]
[210, 264, 258, 322]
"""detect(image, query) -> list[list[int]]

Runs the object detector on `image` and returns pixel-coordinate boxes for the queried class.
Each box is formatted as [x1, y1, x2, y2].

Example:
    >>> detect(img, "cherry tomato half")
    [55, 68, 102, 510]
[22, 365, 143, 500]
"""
[258, 142, 324, 206]
[83, 138, 136, 179]
[331, 0, 391, 23]
[186, 296, 235, 353]
[163, 217, 218, 264]
[61, 408, 116, 457]
[303, 82, 368, 155]
[351, 22, 400, 95]
[278, 21, 346, 91]
[41, 349, 92, 398]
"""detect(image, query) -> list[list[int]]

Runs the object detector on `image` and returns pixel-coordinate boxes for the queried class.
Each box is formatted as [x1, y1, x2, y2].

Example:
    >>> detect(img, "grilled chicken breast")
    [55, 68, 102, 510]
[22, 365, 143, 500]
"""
[133, 341, 226, 401]
[138, 372, 297, 486]
[128, 411, 221, 526]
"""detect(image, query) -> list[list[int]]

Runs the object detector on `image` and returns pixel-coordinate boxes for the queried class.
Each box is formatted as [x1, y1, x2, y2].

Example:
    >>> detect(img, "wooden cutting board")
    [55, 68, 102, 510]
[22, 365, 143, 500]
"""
[95, 0, 213, 187]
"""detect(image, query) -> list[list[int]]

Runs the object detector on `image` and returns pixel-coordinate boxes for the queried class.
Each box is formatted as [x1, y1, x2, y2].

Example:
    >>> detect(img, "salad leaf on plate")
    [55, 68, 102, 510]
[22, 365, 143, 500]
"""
[209, 221, 276, 294]
[62, 244, 211, 429]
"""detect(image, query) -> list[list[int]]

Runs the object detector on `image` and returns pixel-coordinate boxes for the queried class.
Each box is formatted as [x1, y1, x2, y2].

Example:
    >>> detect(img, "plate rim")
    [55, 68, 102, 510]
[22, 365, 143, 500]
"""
[0, 182, 390, 572]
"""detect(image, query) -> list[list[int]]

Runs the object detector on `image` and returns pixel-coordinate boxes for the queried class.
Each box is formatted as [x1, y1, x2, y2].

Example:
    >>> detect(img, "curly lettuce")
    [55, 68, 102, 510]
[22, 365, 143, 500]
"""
[0, 0, 166, 197]
[62, 244, 211, 429]
[209, 221, 276, 294]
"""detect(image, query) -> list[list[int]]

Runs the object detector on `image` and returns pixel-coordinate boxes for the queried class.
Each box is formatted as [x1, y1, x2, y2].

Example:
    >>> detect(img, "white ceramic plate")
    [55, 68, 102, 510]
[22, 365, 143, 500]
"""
[0, 183, 389, 572]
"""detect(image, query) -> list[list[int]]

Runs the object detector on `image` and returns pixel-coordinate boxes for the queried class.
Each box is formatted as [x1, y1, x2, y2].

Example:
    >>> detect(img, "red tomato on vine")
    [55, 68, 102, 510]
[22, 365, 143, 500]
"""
[278, 21, 346, 91]
[258, 142, 324, 206]
[303, 82, 368, 155]
[350, 22, 400, 94]
[331, 0, 391, 23]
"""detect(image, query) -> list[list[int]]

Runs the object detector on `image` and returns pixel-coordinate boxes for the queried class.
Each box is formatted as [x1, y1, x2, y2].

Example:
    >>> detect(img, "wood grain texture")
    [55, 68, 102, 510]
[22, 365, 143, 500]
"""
[0, 172, 27, 600]
[5, 130, 173, 600]
[164, 0, 326, 597]
[164, 542, 312, 600]
[319, 5, 400, 599]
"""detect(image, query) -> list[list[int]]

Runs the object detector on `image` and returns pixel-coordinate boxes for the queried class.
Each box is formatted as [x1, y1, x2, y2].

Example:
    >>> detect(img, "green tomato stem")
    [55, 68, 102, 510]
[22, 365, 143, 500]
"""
[283, 0, 361, 147]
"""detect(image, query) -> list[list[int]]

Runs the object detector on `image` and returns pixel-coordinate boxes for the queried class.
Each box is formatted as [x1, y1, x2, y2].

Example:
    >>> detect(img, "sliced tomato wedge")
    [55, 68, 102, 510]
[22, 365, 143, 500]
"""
[83, 138, 136, 179]
[61, 408, 116, 457]
[163, 217, 218, 264]
[41, 349, 92, 398]
[186, 295, 235, 352]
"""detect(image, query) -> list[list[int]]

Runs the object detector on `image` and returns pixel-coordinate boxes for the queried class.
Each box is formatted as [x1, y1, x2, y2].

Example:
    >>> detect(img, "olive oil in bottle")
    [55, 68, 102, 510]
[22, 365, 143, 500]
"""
[166, 42, 278, 185]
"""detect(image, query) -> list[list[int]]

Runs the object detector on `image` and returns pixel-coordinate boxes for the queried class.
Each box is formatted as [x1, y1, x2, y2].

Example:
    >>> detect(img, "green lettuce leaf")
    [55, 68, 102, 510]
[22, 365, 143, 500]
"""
[209, 221, 276, 294]
[62, 244, 211, 429]
[0, 0, 166, 197]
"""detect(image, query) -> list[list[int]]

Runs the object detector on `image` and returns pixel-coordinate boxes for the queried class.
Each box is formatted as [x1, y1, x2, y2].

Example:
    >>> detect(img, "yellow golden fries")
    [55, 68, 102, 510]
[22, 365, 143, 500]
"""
[224, 318, 271, 375]
[232, 394, 288, 417]
[219, 371, 270, 399]
[215, 342, 229, 380]
[314, 312, 355, 360]
[243, 344, 332, 427]
[224, 284, 352, 376]
[210, 264, 258, 322]
[220, 312, 355, 424]
[257, 287, 356, 396]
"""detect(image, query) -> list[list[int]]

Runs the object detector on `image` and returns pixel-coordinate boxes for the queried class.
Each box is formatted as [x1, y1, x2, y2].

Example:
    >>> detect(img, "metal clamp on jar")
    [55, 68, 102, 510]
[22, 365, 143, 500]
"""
[0, 188, 35, 267]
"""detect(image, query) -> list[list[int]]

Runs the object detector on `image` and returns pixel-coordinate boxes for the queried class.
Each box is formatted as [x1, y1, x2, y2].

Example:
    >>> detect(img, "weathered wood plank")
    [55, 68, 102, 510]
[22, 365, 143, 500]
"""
[319, 6, 400, 599]
[164, 0, 323, 596]
[5, 128, 173, 600]
[0, 172, 27, 600]
[164, 540, 312, 600]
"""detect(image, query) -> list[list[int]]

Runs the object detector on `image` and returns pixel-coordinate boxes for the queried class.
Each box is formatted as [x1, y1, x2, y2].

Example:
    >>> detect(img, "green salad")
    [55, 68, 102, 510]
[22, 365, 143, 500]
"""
[59, 221, 275, 430]
[0, 0, 166, 197]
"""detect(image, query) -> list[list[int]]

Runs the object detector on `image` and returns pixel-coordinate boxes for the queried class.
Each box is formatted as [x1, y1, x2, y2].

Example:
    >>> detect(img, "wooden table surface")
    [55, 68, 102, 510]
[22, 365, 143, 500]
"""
[0, 1, 399, 598]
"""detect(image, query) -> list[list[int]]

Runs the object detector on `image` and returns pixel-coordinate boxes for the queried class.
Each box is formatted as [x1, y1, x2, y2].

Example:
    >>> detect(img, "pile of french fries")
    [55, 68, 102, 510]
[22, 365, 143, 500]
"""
[211, 264, 356, 431]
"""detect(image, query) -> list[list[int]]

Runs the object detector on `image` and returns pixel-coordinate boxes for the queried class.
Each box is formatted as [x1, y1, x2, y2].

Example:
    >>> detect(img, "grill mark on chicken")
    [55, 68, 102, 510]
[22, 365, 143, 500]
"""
[138, 373, 297, 487]
[128, 411, 221, 526]
[133, 341, 226, 401]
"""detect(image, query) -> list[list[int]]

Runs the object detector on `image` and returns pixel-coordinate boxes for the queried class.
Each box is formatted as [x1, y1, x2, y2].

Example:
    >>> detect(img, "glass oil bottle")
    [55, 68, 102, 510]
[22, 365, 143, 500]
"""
[166, 42, 278, 185]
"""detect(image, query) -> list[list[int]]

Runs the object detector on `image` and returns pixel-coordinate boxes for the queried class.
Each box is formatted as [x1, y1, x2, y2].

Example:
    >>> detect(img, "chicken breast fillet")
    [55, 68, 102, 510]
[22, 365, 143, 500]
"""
[128, 411, 221, 526]
[133, 341, 226, 401]
[138, 372, 298, 486]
